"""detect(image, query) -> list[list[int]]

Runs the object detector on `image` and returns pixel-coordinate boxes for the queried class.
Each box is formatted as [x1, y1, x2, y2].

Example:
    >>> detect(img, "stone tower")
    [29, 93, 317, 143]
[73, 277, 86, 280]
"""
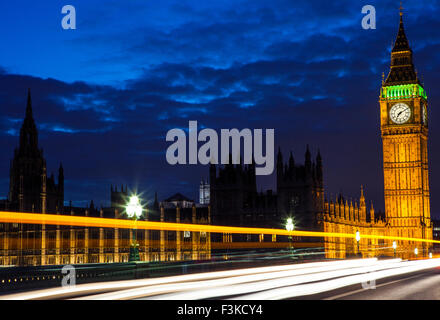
[8, 89, 64, 213]
[276, 145, 324, 230]
[379, 10, 432, 249]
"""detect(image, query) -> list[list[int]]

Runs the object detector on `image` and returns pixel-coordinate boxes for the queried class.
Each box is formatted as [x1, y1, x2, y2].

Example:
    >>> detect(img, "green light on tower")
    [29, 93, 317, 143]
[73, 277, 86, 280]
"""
[381, 84, 427, 100]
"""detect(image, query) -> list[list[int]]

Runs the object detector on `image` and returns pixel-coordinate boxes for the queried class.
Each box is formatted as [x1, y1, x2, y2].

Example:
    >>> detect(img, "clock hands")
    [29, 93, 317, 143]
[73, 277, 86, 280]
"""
[397, 110, 404, 118]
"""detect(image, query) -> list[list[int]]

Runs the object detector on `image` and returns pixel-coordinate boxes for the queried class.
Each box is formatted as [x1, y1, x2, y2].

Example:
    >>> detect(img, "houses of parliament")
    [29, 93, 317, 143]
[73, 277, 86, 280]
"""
[0, 10, 434, 266]
[0, 90, 211, 266]
[210, 10, 433, 259]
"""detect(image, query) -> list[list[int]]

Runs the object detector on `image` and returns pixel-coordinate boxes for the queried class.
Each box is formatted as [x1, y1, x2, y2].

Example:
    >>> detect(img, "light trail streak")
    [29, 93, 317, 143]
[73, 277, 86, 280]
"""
[0, 211, 438, 245]
[78, 258, 440, 300]
[4, 258, 440, 300]
[79, 259, 385, 300]
[0, 239, 323, 251]
[236, 258, 440, 300]
[144, 259, 403, 300]
[211, 242, 323, 249]
[0, 259, 377, 300]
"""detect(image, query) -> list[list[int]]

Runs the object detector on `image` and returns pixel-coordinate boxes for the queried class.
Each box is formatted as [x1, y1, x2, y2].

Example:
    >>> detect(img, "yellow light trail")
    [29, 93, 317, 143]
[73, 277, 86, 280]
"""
[211, 242, 323, 249]
[0, 211, 439, 245]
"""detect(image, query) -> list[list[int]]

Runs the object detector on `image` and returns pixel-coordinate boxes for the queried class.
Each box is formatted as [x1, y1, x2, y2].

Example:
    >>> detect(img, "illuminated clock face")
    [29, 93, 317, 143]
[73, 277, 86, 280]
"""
[389, 103, 411, 124]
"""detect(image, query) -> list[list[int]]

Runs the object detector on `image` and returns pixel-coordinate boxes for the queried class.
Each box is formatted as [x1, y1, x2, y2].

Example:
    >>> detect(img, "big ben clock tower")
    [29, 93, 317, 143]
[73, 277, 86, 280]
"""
[380, 9, 432, 255]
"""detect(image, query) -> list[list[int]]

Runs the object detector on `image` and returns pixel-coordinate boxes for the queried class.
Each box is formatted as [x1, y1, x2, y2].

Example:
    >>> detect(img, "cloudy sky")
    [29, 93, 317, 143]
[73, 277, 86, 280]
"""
[1, 0, 440, 216]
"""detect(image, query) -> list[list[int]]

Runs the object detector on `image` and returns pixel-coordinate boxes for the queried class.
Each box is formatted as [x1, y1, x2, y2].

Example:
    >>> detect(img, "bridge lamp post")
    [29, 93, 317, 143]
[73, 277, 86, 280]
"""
[355, 230, 361, 257]
[286, 218, 294, 254]
[126, 195, 143, 262]
[392, 241, 397, 258]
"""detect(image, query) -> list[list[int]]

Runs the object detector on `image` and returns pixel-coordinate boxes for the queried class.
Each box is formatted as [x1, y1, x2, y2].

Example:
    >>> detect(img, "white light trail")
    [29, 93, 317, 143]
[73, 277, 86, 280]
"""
[82, 259, 384, 300]
[4, 258, 439, 300]
[236, 258, 440, 300]
[0, 259, 376, 300]
[145, 259, 402, 300]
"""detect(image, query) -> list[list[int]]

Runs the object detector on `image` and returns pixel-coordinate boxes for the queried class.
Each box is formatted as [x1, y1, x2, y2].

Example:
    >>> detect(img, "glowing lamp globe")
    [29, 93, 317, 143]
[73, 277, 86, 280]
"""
[126, 195, 142, 219]
[286, 218, 294, 232]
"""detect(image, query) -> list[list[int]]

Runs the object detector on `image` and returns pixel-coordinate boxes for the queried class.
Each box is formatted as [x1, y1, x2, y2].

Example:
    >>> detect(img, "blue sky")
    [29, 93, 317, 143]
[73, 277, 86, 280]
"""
[1, 0, 440, 216]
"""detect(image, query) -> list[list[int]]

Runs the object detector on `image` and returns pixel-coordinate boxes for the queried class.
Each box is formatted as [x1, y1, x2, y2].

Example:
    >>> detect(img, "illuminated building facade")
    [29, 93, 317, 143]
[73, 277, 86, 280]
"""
[0, 200, 211, 266]
[211, 12, 433, 259]
[320, 189, 387, 259]
[322, 11, 432, 259]
[379, 10, 432, 255]
[159, 194, 211, 261]
[0, 11, 434, 266]
[0, 95, 211, 266]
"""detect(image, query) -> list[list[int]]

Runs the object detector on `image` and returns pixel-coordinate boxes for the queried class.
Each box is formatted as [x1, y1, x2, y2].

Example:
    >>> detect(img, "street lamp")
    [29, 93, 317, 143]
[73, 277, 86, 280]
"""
[414, 247, 418, 258]
[286, 218, 294, 232]
[126, 195, 143, 262]
[429, 252, 433, 259]
[355, 230, 361, 257]
[286, 218, 294, 254]
[392, 241, 397, 258]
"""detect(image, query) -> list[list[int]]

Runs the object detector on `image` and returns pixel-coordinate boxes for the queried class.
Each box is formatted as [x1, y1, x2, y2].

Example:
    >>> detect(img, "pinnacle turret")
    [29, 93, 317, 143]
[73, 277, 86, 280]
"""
[18, 89, 40, 156]
[305, 145, 311, 171]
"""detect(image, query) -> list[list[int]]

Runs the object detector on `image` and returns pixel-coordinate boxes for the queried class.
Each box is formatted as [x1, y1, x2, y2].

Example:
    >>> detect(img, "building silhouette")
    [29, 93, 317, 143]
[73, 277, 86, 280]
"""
[210, 146, 323, 231]
[8, 89, 64, 214]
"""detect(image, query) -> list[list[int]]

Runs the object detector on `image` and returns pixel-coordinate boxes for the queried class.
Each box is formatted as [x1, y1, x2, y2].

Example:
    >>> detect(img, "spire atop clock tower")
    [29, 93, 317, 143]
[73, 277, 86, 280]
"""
[384, 9, 420, 86]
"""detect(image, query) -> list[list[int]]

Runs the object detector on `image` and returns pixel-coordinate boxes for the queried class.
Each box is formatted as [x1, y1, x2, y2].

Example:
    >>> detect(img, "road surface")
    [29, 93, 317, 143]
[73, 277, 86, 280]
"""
[313, 268, 440, 300]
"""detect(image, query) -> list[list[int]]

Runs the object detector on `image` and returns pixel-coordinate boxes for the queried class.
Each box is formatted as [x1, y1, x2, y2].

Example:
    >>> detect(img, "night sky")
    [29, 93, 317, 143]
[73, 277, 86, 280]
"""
[1, 0, 440, 217]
